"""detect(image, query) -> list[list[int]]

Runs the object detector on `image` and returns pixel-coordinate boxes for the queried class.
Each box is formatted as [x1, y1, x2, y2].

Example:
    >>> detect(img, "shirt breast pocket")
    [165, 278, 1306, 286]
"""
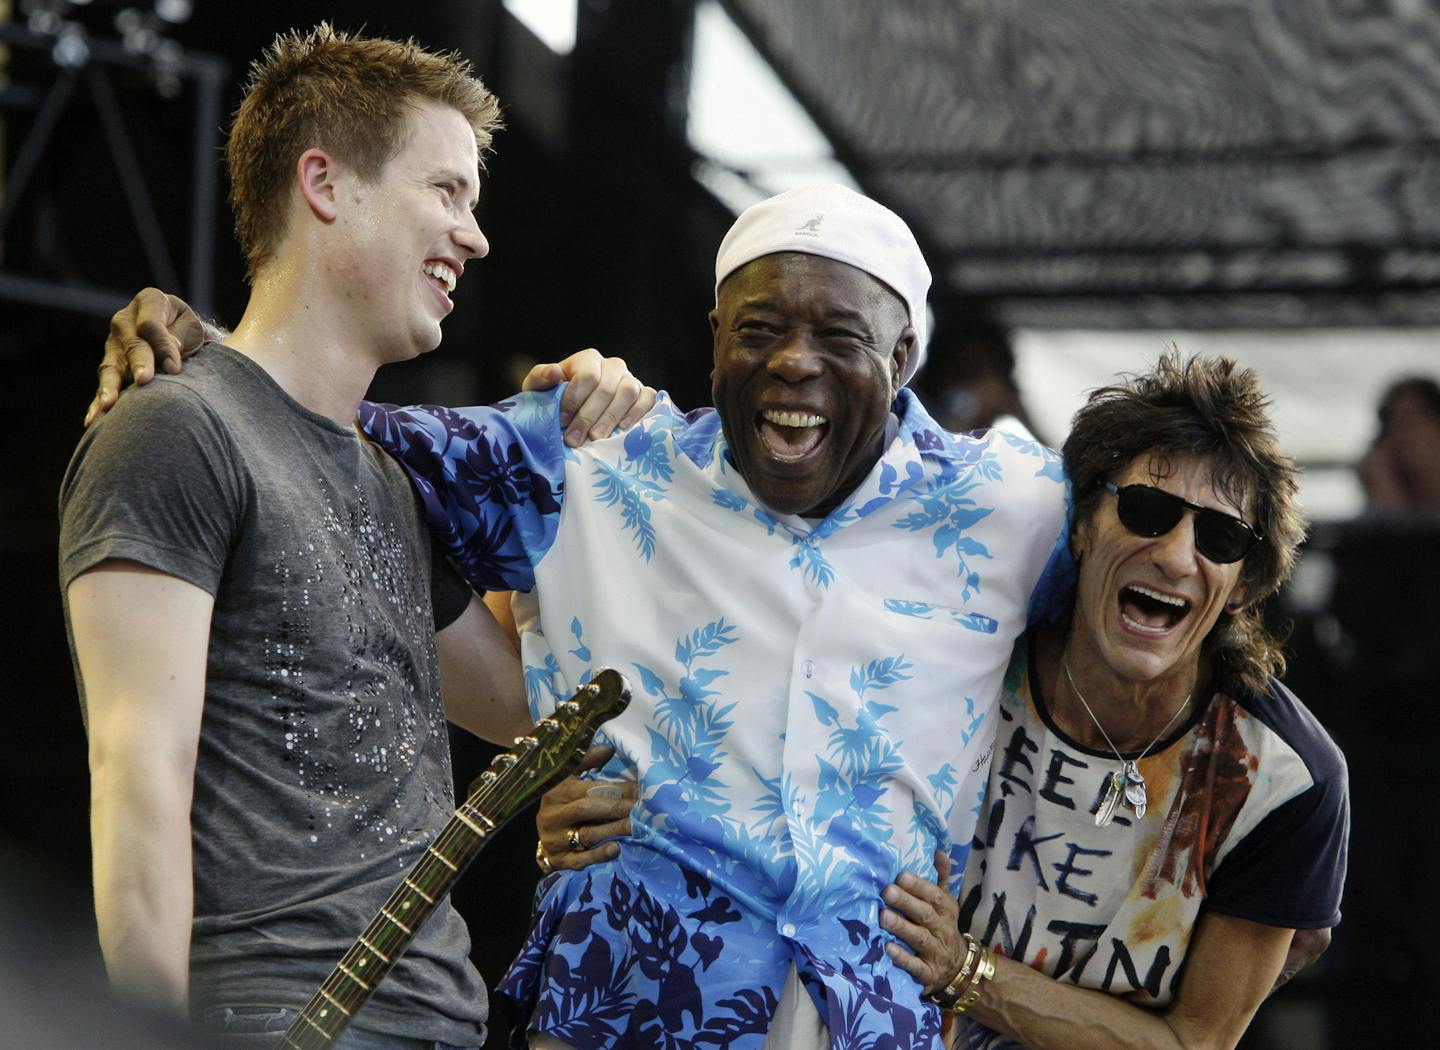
[881, 597, 999, 636]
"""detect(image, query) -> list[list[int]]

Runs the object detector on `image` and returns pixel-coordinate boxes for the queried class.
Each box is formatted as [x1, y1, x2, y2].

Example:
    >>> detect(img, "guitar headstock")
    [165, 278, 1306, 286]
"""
[468, 669, 632, 806]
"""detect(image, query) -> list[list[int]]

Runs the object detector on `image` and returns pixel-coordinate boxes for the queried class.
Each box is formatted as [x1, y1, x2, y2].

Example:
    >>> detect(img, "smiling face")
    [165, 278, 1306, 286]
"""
[332, 99, 488, 363]
[709, 253, 913, 517]
[1070, 452, 1250, 691]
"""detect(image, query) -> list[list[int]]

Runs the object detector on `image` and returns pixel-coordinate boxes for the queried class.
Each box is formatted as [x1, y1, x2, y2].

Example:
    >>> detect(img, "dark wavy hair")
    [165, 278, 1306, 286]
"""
[1062, 350, 1306, 693]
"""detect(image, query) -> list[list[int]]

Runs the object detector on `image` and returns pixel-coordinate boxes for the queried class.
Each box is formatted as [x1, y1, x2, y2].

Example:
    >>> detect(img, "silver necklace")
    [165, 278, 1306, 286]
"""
[1062, 657, 1190, 827]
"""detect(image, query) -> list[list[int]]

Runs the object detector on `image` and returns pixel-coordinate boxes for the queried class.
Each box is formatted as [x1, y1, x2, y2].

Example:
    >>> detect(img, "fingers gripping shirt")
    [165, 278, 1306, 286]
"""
[359, 387, 1074, 1050]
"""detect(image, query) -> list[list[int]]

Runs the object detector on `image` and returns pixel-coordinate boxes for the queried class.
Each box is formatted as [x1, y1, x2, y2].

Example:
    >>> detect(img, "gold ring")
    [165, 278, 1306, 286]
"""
[535, 841, 554, 875]
[567, 827, 584, 852]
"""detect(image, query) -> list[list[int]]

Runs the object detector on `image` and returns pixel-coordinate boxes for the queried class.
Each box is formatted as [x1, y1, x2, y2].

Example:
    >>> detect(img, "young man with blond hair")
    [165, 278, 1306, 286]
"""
[61, 25, 646, 1047]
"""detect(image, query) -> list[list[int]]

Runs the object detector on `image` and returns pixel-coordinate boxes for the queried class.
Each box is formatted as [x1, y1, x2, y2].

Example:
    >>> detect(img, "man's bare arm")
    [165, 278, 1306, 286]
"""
[435, 592, 532, 745]
[68, 562, 213, 1014]
[882, 864, 1296, 1050]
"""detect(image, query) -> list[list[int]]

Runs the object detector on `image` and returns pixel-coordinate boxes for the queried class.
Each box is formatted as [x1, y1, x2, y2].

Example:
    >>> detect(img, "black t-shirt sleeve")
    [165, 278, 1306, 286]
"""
[59, 379, 244, 594]
[429, 542, 476, 632]
[1203, 684, 1350, 929]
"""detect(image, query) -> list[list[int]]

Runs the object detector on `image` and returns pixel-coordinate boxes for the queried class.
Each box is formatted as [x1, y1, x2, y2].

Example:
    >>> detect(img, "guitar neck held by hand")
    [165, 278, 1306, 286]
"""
[275, 669, 631, 1049]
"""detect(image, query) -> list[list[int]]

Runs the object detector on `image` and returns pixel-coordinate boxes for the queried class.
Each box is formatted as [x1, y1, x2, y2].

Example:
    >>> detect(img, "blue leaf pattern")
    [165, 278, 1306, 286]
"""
[357, 388, 1071, 1050]
[591, 458, 662, 561]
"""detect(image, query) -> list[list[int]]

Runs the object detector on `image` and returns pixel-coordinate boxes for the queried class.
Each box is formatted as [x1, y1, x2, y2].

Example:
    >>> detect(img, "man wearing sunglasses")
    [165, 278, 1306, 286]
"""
[1104, 481, 1262, 564]
[879, 352, 1349, 1050]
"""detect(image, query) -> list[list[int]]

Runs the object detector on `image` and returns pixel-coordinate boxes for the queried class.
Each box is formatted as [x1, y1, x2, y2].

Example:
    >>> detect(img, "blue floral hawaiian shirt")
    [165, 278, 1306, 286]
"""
[359, 388, 1072, 1050]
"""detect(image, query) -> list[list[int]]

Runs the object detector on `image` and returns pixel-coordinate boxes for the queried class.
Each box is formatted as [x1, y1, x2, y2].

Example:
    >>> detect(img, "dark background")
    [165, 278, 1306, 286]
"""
[2, 1, 1435, 1046]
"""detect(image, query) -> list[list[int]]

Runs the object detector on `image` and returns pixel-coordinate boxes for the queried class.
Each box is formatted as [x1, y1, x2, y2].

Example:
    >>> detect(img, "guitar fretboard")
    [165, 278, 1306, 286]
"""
[273, 671, 627, 1049]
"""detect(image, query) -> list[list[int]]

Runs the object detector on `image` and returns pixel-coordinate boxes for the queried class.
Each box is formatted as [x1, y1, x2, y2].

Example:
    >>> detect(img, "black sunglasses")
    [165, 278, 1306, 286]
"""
[1104, 482, 1261, 565]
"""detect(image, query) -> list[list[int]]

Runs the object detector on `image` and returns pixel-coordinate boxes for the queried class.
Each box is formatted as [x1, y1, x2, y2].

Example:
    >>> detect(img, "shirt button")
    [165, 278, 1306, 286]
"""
[782, 923, 797, 938]
[802, 659, 815, 679]
[794, 801, 806, 818]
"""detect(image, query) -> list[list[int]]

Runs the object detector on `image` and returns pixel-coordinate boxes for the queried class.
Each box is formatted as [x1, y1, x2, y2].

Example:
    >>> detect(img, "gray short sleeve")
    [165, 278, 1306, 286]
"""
[59, 379, 245, 594]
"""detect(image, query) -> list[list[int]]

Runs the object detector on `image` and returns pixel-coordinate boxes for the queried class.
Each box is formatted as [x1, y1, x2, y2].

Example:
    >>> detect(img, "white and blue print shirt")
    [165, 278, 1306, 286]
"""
[361, 388, 1072, 1049]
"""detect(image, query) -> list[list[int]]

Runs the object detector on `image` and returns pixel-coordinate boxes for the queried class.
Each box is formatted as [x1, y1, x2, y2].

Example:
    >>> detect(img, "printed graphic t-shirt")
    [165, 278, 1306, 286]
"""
[959, 639, 1348, 1010]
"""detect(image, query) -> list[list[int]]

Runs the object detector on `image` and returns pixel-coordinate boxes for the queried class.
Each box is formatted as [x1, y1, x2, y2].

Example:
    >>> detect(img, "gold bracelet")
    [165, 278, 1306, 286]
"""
[535, 840, 554, 875]
[928, 934, 980, 1011]
[951, 938, 995, 1015]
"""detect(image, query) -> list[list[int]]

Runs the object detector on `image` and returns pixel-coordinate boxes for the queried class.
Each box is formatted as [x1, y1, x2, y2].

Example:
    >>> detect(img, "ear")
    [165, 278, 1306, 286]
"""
[890, 327, 917, 390]
[296, 148, 340, 223]
[1070, 508, 1094, 564]
[708, 308, 721, 339]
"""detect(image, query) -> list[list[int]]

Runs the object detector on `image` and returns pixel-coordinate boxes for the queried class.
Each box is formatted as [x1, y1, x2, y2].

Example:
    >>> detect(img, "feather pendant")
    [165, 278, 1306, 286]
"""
[1095, 770, 1124, 827]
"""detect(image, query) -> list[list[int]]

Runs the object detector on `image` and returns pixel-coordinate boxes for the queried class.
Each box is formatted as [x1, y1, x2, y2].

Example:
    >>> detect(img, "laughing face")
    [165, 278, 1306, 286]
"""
[1070, 452, 1250, 690]
[709, 253, 914, 517]
[333, 99, 488, 362]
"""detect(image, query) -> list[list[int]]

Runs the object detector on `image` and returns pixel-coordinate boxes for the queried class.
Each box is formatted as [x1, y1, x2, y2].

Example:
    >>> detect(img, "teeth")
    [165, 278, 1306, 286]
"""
[762, 409, 827, 428]
[1128, 584, 1187, 608]
[422, 261, 457, 293]
[1120, 612, 1171, 635]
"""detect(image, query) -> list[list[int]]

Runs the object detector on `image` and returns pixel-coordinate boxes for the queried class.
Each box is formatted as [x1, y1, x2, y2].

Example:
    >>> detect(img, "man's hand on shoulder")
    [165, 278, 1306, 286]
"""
[87, 289, 210, 427]
[521, 347, 657, 447]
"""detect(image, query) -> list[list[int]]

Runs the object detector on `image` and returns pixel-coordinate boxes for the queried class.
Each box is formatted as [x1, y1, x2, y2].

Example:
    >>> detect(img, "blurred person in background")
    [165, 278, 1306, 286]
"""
[913, 315, 1044, 444]
[1359, 376, 1440, 512]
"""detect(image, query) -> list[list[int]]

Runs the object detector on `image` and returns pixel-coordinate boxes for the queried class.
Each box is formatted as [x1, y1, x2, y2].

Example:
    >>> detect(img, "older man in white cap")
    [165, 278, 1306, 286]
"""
[356, 184, 1072, 1050]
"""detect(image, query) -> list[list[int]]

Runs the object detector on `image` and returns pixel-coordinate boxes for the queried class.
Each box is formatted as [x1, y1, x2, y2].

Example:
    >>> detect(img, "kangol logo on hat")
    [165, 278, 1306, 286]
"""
[794, 214, 824, 237]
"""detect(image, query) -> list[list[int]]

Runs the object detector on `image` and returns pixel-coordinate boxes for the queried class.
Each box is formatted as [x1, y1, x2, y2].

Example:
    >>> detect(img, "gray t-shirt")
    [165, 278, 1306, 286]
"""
[58, 345, 486, 1044]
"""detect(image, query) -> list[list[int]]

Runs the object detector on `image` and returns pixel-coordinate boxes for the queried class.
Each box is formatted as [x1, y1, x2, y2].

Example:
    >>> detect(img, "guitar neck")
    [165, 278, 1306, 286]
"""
[274, 668, 629, 1050]
[275, 792, 501, 1049]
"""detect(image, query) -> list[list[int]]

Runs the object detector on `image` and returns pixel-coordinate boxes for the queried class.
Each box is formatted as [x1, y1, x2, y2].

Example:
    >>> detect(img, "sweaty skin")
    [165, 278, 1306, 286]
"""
[709, 252, 914, 518]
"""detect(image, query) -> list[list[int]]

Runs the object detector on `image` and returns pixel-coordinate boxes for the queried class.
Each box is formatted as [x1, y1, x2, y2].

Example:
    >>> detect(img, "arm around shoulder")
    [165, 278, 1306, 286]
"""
[358, 395, 569, 593]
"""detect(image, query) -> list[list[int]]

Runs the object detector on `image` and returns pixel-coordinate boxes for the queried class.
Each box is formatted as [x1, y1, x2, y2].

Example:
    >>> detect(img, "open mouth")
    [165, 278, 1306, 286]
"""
[757, 408, 829, 462]
[421, 260, 457, 304]
[1118, 584, 1190, 635]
